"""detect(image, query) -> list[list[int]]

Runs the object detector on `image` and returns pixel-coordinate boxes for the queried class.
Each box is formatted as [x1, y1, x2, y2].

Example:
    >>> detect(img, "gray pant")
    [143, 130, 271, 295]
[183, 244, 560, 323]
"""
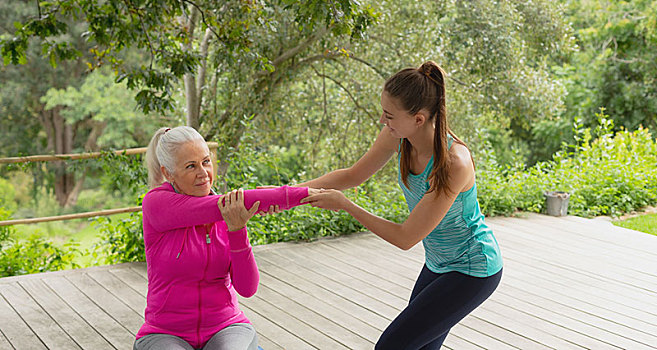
[134, 323, 259, 350]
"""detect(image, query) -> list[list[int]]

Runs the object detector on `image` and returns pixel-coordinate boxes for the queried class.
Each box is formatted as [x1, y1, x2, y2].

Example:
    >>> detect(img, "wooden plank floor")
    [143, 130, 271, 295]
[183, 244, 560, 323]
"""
[1, 213, 656, 349]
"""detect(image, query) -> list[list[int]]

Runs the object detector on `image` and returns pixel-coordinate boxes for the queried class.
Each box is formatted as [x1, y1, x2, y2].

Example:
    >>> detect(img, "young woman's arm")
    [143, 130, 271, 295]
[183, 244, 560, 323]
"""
[302, 145, 474, 250]
[297, 127, 398, 190]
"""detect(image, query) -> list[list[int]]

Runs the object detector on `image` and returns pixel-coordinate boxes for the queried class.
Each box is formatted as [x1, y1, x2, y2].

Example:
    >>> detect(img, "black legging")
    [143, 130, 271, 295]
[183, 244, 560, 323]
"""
[375, 265, 503, 350]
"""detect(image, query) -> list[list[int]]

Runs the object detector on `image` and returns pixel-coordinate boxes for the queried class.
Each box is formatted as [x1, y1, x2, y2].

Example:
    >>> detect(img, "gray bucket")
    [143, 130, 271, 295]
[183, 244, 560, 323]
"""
[544, 191, 570, 216]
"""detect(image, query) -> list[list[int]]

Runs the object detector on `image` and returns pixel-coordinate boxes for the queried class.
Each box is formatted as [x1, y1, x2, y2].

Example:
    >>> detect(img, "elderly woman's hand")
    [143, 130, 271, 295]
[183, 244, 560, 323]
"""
[218, 189, 260, 231]
[258, 204, 283, 216]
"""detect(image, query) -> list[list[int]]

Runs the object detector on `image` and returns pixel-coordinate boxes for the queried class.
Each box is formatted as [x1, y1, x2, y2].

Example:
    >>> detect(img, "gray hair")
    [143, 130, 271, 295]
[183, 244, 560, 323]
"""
[145, 126, 206, 188]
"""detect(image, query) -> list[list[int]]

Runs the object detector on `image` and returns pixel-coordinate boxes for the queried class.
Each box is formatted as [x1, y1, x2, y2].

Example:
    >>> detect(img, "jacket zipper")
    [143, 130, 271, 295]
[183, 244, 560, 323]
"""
[197, 227, 211, 346]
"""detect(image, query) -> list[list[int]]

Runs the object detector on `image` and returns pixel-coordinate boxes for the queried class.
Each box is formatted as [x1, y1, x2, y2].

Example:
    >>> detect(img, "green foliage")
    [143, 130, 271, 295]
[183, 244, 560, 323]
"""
[40, 69, 161, 149]
[558, 0, 657, 133]
[248, 181, 407, 245]
[0, 233, 80, 277]
[2, 0, 377, 115]
[0, 207, 14, 250]
[91, 210, 145, 264]
[249, 0, 577, 176]
[219, 129, 306, 190]
[0, 203, 81, 277]
[0, 177, 17, 213]
[613, 213, 657, 236]
[91, 191, 146, 265]
[218, 138, 407, 244]
[98, 151, 148, 196]
[478, 113, 657, 218]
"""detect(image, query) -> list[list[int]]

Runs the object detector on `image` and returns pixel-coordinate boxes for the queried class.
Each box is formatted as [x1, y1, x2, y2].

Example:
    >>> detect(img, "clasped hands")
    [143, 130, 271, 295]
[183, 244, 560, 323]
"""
[255, 186, 348, 212]
[218, 186, 349, 232]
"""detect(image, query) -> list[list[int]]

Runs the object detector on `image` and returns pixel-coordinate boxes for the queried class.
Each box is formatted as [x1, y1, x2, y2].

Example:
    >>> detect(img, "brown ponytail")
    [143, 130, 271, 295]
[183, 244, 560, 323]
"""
[384, 61, 469, 195]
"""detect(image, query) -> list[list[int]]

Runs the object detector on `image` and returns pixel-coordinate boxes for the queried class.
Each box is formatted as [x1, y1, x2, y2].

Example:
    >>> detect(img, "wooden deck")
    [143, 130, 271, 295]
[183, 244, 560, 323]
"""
[1, 213, 656, 349]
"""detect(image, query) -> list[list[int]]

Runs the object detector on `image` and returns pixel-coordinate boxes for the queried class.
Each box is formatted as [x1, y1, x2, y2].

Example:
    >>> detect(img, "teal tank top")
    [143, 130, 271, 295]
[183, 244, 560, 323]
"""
[398, 137, 503, 277]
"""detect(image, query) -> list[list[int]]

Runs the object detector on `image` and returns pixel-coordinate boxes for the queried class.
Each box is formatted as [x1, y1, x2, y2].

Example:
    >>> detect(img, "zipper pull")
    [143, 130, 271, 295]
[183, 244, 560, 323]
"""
[206, 233, 211, 244]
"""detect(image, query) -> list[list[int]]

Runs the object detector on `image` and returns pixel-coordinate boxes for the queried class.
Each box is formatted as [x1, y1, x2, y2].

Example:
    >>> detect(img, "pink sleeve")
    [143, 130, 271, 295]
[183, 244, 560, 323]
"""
[142, 186, 223, 232]
[242, 185, 309, 213]
[143, 185, 309, 232]
[227, 227, 259, 297]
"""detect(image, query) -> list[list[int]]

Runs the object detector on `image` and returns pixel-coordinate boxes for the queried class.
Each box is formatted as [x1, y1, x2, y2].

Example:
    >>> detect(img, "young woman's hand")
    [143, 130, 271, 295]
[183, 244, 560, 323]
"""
[300, 188, 349, 212]
[218, 188, 260, 231]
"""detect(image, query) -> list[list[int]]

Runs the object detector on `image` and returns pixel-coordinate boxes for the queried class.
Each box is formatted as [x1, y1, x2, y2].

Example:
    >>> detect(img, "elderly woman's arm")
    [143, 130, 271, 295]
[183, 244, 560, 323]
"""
[142, 185, 309, 232]
[226, 227, 259, 297]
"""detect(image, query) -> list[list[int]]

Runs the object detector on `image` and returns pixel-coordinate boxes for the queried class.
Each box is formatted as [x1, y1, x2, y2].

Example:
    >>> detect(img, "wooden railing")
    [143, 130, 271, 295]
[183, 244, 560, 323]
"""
[0, 142, 218, 226]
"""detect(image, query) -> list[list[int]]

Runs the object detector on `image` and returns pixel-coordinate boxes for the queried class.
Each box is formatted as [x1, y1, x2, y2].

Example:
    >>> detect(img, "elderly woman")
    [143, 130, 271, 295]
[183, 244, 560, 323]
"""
[135, 126, 313, 350]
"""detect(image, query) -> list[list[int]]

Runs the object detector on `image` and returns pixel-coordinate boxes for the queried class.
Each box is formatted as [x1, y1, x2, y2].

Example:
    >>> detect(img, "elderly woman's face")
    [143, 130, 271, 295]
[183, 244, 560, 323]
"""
[164, 140, 214, 197]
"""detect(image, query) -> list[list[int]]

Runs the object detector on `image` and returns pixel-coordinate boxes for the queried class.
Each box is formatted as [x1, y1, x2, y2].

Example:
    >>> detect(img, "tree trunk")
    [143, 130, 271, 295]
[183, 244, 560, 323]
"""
[183, 7, 201, 129]
[45, 107, 78, 208]
[39, 108, 107, 208]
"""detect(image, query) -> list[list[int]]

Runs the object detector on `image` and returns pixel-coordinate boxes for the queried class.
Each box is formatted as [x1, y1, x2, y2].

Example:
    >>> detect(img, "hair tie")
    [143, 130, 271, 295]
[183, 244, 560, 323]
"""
[164, 128, 171, 133]
[421, 68, 441, 86]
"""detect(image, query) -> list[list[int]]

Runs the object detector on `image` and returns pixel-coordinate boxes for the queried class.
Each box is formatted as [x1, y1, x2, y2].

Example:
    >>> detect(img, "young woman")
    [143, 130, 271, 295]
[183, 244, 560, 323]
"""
[299, 61, 503, 349]
[135, 126, 315, 350]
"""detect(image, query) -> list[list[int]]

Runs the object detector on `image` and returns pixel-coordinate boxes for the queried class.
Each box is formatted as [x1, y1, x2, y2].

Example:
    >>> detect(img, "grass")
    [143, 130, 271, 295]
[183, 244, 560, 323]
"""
[612, 213, 657, 236]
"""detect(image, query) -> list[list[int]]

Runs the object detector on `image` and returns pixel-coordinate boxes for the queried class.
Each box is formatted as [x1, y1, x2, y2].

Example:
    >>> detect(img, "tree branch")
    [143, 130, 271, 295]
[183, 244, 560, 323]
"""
[270, 27, 330, 68]
[180, 0, 223, 43]
[83, 120, 107, 151]
[123, 0, 156, 69]
[446, 74, 472, 88]
[310, 65, 377, 124]
[347, 54, 387, 78]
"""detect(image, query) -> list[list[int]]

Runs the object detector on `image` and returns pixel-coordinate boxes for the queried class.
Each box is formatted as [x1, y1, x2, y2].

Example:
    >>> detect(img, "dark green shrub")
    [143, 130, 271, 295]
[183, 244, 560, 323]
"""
[92, 205, 145, 264]
[0, 234, 80, 277]
[248, 180, 408, 245]
[477, 113, 657, 217]
[0, 206, 80, 277]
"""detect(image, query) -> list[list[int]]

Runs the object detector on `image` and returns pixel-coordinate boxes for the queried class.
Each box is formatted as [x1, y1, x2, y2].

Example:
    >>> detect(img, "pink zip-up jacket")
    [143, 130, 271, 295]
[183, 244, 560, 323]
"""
[136, 183, 309, 348]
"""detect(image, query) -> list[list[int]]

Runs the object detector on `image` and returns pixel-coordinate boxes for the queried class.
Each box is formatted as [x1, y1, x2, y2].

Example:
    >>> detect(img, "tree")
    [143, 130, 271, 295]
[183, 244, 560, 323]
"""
[38, 69, 162, 206]
[0, 2, 103, 207]
[559, 0, 657, 132]
[2, 0, 377, 191]
[1, 2, 166, 207]
[245, 0, 577, 174]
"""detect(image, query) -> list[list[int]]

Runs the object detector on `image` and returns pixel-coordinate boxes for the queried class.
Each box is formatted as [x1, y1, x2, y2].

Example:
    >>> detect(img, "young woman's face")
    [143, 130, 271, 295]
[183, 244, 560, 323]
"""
[379, 91, 417, 138]
[165, 140, 214, 197]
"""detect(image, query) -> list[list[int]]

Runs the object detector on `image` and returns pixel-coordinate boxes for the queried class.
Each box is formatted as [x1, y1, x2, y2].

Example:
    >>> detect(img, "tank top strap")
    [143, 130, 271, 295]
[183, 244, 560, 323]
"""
[447, 133, 454, 149]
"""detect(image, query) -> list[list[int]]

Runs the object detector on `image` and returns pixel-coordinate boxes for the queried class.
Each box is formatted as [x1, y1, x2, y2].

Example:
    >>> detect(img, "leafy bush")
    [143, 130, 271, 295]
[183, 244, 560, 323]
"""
[0, 234, 80, 277]
[248, 180, 408, 245]
[98, 151, 148, 196]
[0, 207, 14, 250]
[221, 140, 408, 244]
[0, 178, 17, 213]
[91, 202, 145, 264]
[478, 112, 657, 217]
[0, 206, 80, 277]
